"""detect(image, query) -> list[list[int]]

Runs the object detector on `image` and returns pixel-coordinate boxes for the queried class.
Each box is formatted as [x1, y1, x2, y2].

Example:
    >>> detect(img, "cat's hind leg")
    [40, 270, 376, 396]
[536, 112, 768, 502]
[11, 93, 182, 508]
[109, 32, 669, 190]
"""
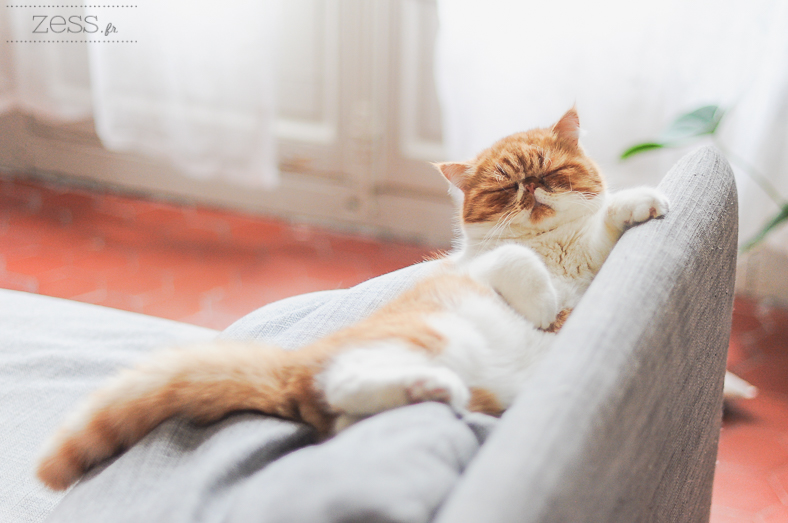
[466, 243, 558, 329]
[318, 342, 469, 430]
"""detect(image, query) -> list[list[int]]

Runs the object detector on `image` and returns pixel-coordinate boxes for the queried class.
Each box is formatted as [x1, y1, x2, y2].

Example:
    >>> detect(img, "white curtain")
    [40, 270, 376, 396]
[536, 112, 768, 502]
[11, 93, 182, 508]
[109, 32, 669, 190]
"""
[0, 1, 280, 187]
[435, 0, 788, 246]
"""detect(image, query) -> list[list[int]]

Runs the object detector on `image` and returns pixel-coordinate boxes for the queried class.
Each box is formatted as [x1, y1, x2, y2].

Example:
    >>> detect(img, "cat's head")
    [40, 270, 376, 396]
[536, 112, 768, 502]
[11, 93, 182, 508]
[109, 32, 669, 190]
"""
[436, 108, 605, 241]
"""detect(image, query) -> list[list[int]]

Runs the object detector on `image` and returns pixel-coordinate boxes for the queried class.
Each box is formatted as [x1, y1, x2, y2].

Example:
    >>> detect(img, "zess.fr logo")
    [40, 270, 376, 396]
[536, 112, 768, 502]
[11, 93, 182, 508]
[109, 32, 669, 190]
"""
[32, 15, 118, 36]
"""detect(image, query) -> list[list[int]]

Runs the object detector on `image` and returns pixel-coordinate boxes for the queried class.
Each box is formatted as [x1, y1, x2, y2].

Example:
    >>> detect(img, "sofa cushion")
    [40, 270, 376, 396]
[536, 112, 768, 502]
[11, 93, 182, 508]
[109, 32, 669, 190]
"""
[17, 146, 735, 523]
[43, 261, 500, 523]
[0, 289, 216, 523]
[220, 261, 435, 347]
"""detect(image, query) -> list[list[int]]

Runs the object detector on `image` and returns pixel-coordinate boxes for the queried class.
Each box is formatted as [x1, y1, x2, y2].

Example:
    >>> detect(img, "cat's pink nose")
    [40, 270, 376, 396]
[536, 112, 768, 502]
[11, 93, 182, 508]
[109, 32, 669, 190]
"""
[526, 183, 536, 193]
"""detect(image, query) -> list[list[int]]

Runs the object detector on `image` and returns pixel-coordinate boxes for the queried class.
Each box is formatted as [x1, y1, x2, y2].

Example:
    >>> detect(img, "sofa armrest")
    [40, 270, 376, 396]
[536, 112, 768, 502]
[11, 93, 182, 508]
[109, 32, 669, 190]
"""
[435, 146, 737, 523]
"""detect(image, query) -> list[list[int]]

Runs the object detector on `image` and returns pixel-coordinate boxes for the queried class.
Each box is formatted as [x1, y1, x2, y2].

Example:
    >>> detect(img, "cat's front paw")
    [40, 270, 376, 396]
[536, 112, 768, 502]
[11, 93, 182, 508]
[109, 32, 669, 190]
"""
[505, 289, 558, 331]
[467, 243, 559, 330]
[607, 188, 669, 228]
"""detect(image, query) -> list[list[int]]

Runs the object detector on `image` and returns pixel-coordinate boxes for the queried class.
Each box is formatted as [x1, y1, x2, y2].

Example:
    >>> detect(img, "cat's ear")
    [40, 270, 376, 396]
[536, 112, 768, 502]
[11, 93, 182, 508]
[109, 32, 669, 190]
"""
[434, 162, 472, 191]
[552, 107, 580, 147]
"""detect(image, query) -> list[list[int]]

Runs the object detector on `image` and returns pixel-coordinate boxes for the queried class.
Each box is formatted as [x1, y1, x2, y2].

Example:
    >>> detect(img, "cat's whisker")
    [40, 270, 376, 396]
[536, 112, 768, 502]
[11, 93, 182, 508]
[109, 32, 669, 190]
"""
[484, 210, 517, 247]
[501, 210, 521, 239]
[481, 216, 506, 246]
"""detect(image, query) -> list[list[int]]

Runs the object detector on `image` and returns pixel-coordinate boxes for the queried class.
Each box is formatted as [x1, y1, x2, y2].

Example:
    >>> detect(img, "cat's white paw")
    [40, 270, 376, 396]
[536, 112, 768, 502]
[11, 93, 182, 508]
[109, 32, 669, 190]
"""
[325, 365, 469, 416]
[468, 244, 558, 329]
[404, 367, 470, 412]
[320, 346, 470, 417]
[329, 367, 471, 433]
[607, 188, 669, 228]
[525, 290, 560, 331]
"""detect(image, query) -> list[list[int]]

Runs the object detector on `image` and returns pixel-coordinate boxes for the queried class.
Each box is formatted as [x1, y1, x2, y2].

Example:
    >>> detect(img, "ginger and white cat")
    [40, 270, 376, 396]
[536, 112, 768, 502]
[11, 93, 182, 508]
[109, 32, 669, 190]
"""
[37, 108, 670, 491]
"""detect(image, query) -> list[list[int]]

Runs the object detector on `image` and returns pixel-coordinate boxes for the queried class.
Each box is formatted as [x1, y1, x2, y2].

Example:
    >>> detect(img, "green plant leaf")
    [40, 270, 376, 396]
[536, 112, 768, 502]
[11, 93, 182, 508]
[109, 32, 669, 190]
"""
[620, 142, 665, 160]
[741, 203, 788, 252]
[620, 105, 724, 160]
[658, 105, 724, 143]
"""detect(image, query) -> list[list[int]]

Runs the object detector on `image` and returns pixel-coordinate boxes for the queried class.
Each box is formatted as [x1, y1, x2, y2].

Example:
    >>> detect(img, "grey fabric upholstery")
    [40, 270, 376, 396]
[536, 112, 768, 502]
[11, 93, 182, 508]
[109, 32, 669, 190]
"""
[435, 145, 737, 523]
[220, 262, 438, 348]
[0, 291, 216, 523]
[45, 261, 500, 523]
[2, 146, 735, 523]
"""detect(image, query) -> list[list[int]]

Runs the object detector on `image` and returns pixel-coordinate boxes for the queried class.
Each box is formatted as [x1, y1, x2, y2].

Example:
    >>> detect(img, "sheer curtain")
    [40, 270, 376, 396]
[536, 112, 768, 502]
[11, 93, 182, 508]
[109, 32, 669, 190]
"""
[0, 1, 281, 187]
[435, 0, 788, 245]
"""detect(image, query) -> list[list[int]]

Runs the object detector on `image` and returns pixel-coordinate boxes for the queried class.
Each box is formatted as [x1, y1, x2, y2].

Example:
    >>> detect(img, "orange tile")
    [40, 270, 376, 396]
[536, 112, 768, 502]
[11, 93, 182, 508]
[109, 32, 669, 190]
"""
[712, 462, 783, 515]
[228, 216, 288, 247]
[0, 270, 38, 293]
[90, 195, 138, 221]
[0, 180, 42, 212]
[38, 279, 102, 300]
[181, 208, 232, 237]
[0, 230, 36, 252]
[105, 270, 170, 296]
[170, 267, 238, 296]
[40, 190, 95, 215]
[718, 423, 788, 474]
[5, 207, 56, 227]
[97, 191, 154, 212]
[729, 336, 750, 368]
[759, 504, 788, 523]
[3, 251, 68, 276]
[772, 464, 788, 506]
[70, 250, 134, 277]
[208, 279, 321, 320]
[133, 248, 195, 271]
[738, 354, 788, 398]
[89, 218, 155, 248]
[36, 268, 102, 299]
[34, 231, 96, 257]
[728, 394, 788, 434]
[732, 297, 764, 334]
[164, 225, 228, 246]
[82, 289, 146, 313]
[144, 293, 195, 319]
[142, 297, 204, 323]
[134, 206, 187, 229]
[751, 329, 788, 358]
[709, 505, 756, 523]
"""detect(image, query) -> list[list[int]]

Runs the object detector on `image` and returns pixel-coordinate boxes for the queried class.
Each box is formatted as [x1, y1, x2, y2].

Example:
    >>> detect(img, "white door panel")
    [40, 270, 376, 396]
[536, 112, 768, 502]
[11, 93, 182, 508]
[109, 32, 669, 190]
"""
[1, 0, 453, 245]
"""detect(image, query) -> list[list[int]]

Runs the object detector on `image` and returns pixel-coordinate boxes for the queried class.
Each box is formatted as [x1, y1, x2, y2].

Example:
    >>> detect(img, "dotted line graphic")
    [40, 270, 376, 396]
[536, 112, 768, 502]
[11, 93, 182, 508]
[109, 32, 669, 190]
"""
[7, 40, 137, 42]
[5, 5, 138, 7]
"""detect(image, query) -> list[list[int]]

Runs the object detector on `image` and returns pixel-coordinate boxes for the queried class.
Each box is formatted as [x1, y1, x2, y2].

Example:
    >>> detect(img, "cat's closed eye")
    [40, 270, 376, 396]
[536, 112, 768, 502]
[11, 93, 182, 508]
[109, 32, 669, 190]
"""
[493, 165, 512, 182]
[484, 183, 518, 195]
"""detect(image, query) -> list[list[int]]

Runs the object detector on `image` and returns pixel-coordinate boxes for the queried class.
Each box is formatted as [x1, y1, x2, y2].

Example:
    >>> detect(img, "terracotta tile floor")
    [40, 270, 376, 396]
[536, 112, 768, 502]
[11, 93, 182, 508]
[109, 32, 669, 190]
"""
[0, 176, 437, 329]
[1, 175, 787, 521]
[716, 299, 788, 522]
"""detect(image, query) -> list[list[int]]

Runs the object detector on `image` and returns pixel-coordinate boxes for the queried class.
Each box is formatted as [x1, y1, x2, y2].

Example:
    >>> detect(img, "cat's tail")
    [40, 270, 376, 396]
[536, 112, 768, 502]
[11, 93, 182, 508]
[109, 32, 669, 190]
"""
[36, 341, 332, 491]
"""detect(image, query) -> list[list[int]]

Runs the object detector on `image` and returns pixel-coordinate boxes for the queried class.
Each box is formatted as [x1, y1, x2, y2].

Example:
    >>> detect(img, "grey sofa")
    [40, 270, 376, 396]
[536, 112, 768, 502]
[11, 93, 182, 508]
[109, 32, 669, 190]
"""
[0, 146, 737, 523]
